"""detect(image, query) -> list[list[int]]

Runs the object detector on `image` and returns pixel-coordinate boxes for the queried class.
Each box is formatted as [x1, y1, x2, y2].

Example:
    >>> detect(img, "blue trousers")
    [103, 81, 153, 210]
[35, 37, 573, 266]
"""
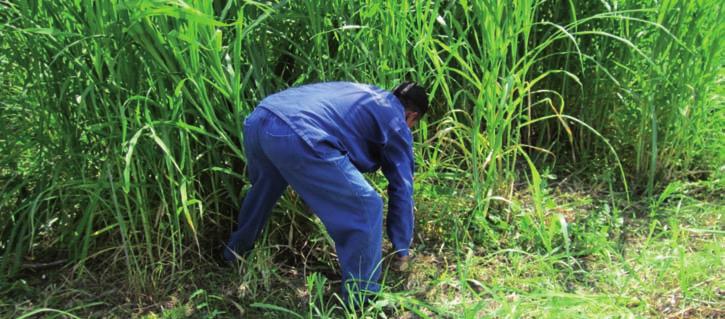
[224, 108, 383, 298]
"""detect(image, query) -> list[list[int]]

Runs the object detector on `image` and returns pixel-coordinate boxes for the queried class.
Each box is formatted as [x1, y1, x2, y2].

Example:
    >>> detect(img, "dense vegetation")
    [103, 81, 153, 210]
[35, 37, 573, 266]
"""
[1, 0, 722, 317]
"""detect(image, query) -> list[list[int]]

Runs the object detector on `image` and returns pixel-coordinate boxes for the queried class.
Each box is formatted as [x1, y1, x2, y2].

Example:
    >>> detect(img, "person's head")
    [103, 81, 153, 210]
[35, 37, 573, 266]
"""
[393, 82, 428, 128]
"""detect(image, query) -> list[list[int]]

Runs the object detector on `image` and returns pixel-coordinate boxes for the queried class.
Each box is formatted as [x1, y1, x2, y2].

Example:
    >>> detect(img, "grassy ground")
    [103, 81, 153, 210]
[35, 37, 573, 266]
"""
[1, 2, 722, 317]
[3, 173, 721, 318]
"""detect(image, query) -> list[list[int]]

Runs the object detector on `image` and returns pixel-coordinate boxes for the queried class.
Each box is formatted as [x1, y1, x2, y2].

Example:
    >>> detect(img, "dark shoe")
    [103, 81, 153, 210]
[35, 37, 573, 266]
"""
[215, 244, 237, 268]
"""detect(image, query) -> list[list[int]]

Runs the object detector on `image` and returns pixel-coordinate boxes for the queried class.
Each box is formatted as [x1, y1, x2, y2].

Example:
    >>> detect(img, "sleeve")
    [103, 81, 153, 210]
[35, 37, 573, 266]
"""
[380, 124, 415, 257]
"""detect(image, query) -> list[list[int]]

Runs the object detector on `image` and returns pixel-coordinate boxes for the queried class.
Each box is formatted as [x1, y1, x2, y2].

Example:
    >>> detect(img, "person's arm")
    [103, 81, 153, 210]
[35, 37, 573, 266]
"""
[381, 125, 415, 257]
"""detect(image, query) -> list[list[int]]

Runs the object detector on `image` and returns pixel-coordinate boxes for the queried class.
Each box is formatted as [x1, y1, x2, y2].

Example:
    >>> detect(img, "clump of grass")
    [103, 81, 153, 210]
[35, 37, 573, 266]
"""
[1, 0, 722, 317]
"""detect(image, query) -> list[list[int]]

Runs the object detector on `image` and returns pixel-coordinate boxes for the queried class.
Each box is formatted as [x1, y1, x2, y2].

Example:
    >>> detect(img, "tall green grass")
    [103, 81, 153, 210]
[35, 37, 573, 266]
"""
[1, 0, 721, 296]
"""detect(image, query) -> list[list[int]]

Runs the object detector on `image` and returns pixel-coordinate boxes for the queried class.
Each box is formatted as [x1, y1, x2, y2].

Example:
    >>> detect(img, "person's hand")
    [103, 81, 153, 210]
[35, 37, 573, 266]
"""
[392, 254, 410, 272]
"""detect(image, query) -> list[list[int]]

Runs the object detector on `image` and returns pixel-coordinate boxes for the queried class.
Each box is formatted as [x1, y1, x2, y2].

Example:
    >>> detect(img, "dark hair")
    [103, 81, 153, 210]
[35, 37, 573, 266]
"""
[393, 82, 429, 117]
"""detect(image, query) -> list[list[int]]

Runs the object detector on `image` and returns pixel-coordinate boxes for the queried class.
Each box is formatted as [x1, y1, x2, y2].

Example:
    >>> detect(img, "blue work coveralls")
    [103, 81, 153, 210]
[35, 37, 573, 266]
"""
[224, 82, 415, 299]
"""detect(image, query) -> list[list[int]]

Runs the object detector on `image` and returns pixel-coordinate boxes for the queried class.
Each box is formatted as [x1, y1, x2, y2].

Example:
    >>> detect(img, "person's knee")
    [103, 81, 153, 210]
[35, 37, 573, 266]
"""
[359, 190, 383, 237]
[360, 189, 383, 212]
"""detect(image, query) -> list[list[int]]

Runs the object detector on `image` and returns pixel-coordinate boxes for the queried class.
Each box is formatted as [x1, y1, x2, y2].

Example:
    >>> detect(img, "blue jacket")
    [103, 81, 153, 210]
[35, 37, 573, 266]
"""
[258, 81, 415, 255]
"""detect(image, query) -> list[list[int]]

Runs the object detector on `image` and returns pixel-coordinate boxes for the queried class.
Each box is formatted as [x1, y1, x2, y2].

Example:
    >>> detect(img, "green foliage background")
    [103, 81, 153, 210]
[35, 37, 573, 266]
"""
[1, 0, 722, 293]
